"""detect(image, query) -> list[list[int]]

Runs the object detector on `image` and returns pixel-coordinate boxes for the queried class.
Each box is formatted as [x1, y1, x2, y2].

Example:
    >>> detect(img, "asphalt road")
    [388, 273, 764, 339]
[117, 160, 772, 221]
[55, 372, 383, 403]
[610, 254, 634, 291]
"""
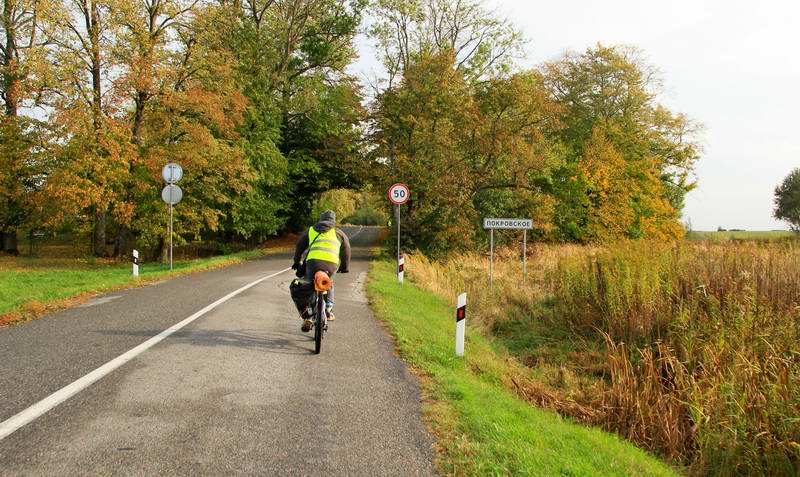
[0, 226, 437, 476]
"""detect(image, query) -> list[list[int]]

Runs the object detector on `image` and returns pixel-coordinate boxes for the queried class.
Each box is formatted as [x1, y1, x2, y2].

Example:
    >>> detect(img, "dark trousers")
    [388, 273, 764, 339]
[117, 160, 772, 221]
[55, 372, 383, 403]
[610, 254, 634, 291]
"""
[304, 267, 335, 308]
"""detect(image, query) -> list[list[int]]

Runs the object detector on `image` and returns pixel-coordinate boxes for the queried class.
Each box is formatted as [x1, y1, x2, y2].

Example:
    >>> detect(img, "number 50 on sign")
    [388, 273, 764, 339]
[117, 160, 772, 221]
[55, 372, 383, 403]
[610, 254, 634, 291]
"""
[388, 183, 410, 205]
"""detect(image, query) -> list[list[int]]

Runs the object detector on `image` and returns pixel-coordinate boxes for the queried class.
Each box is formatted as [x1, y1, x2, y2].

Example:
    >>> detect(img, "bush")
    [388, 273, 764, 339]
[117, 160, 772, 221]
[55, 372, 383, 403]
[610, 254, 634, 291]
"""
[346, 206, 388, 226]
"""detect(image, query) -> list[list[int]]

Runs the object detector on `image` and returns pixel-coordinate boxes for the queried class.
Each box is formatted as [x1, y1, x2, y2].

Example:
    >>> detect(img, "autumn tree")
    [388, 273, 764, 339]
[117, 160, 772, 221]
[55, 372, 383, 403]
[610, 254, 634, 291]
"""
[38, 0, 255, 259]
[774, 168, 800, 231]
[126, 3, 252, 259]
[543, 44, 700, 241]
[42, 0, 127, 256]
[101, 0, 203, 256]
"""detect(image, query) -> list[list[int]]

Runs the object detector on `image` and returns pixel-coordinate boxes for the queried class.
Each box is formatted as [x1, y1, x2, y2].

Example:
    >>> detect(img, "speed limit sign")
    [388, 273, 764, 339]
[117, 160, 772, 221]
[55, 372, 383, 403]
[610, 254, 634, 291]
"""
[388, 182, 410, 284]
[388, 183, 410, 205]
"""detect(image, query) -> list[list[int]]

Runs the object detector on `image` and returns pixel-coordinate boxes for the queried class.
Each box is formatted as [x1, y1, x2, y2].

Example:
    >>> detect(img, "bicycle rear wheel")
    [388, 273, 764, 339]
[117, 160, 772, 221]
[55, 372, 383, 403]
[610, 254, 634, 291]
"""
[314, 292, 325, 354]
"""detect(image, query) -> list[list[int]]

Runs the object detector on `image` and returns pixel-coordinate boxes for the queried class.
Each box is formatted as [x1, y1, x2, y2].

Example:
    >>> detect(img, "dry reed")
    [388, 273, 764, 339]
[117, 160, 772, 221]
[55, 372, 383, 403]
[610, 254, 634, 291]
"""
[405, 240, 800, 475]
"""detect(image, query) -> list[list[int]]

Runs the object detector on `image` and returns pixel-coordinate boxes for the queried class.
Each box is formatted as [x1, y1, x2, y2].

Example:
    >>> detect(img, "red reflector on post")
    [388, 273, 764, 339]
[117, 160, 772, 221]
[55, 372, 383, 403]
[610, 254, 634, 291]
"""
[456, 306, 466, 322]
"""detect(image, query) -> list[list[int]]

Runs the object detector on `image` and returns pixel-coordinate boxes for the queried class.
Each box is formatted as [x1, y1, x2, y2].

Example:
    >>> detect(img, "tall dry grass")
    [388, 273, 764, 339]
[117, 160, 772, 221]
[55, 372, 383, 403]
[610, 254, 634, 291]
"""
[405, 240, 800, 475]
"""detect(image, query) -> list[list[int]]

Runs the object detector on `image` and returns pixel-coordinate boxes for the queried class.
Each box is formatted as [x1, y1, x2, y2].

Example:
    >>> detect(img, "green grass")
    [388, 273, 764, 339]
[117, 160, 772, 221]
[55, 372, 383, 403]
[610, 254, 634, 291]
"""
[0, 249, 266, 318]
[367, 260, 677, 476]
[686, 230, 796, 241]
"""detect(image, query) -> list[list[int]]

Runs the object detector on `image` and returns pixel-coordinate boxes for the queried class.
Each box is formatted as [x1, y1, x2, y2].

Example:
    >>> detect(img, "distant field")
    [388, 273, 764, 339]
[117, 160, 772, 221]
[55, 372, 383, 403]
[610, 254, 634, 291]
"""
[686, 230, 797, 240]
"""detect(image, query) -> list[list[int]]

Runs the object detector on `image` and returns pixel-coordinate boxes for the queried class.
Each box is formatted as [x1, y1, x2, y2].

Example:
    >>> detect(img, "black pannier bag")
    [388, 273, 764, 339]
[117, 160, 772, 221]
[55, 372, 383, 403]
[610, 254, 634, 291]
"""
[289, 278, 315, 311]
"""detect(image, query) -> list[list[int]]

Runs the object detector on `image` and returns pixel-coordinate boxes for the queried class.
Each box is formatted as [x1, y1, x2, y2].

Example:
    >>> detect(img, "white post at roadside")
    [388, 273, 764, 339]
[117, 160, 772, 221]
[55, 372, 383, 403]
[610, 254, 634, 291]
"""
[398, 255, 405, 284]
[455, 293, 466, 357]
[132, 249, 139, 277]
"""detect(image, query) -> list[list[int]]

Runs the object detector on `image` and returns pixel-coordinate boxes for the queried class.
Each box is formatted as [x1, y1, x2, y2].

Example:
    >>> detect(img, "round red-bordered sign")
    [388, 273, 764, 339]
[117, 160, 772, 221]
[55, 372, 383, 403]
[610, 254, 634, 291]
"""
[388, 183, 410, 205]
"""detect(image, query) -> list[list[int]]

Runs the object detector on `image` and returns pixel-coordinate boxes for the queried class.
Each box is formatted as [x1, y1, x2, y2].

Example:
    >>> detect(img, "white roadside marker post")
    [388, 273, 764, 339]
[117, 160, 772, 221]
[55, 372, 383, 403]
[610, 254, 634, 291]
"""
[132, 250, 139, 277]
[455, 292, 466, 357]
[398, 255, 405, 284]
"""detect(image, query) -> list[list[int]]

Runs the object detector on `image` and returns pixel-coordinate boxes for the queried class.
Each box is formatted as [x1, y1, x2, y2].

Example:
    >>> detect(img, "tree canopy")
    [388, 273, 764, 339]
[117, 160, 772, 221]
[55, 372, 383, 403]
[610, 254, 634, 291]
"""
[774, 168, 800, 231]
[1, 0, 702, 258]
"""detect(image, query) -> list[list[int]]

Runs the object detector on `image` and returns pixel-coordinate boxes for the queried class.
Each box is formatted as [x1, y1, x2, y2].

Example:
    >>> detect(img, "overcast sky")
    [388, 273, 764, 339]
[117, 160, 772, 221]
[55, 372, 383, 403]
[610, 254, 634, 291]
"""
[351, 0, 800, 231]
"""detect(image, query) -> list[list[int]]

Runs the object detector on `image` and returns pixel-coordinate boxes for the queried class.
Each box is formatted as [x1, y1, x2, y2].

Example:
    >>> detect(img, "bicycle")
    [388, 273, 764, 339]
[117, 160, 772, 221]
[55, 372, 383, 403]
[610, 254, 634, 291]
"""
[310, 270, 333, 354]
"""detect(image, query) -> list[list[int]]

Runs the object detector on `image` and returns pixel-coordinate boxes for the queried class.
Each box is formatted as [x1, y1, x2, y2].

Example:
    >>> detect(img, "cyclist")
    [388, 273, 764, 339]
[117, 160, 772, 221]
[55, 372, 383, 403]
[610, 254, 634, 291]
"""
[291, 210, 351, 332]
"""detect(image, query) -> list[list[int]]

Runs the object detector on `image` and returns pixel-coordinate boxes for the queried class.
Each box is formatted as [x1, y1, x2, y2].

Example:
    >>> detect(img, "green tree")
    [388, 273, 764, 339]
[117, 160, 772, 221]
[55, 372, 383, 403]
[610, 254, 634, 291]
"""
[218, 0, 367, 234]
[1, 0, 53, 253]
[0, 118, 37, 253]
[774, 168, 800, 231]
[372, 52, 559, 255]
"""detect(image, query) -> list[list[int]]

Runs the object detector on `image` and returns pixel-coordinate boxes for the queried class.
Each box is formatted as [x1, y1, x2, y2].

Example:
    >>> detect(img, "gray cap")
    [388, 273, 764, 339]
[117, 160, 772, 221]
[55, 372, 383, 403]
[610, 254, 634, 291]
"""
[319, 210, 336, 223]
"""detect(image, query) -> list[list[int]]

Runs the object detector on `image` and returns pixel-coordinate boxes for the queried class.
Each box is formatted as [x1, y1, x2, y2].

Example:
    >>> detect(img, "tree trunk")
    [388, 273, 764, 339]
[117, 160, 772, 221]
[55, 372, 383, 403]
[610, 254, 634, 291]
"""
[157, 237, 169, 263]
[89, 0, 103, 131]
[93, 207, 106, 257]
[1, 231, 19, 255]
[3, 0, 21, 256]
[3, 0, 20, 116]
[113, 225, 134, 257]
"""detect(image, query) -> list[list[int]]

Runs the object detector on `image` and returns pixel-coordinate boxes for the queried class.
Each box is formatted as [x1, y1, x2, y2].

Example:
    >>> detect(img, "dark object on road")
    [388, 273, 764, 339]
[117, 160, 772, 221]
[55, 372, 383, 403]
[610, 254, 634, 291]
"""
[289, 278, 314, 313]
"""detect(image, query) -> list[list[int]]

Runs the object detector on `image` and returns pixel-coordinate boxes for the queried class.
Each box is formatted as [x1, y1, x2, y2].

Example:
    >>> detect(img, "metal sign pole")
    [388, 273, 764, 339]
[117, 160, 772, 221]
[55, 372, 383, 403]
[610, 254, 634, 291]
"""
[489, 228, 494, 287]
[169, 185, 173, 271]
[396, 204, 401, 283]
[169, 201, 173, 271]
[523, 229, 527, 283]
[161, 163, 183, 273]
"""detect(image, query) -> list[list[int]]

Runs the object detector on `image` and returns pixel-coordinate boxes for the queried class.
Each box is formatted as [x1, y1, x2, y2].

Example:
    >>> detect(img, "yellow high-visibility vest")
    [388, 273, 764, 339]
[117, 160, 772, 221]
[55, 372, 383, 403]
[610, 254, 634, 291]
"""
[306, 226, 341, 265]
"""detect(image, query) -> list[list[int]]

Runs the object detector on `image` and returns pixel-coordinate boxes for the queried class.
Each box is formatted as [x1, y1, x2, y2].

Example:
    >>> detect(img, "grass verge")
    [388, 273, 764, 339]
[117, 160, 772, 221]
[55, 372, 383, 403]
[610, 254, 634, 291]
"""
[367, 260, 676, 476]
[0, 247, 286, 326]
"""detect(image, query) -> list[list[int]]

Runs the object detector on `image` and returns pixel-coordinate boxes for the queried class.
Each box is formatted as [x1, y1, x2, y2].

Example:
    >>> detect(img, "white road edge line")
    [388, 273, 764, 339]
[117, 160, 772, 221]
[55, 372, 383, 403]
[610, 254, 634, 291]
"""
[0, 267, 292, 441]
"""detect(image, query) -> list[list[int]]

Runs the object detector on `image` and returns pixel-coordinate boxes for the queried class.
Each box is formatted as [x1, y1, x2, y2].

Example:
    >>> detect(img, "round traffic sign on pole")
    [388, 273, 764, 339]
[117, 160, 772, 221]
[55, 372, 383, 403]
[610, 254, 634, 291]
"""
[388, 183, 410, 284]
[162, 163, 183, 184]
[388, 183, 410, 205]
[161, 184, 183, 205]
